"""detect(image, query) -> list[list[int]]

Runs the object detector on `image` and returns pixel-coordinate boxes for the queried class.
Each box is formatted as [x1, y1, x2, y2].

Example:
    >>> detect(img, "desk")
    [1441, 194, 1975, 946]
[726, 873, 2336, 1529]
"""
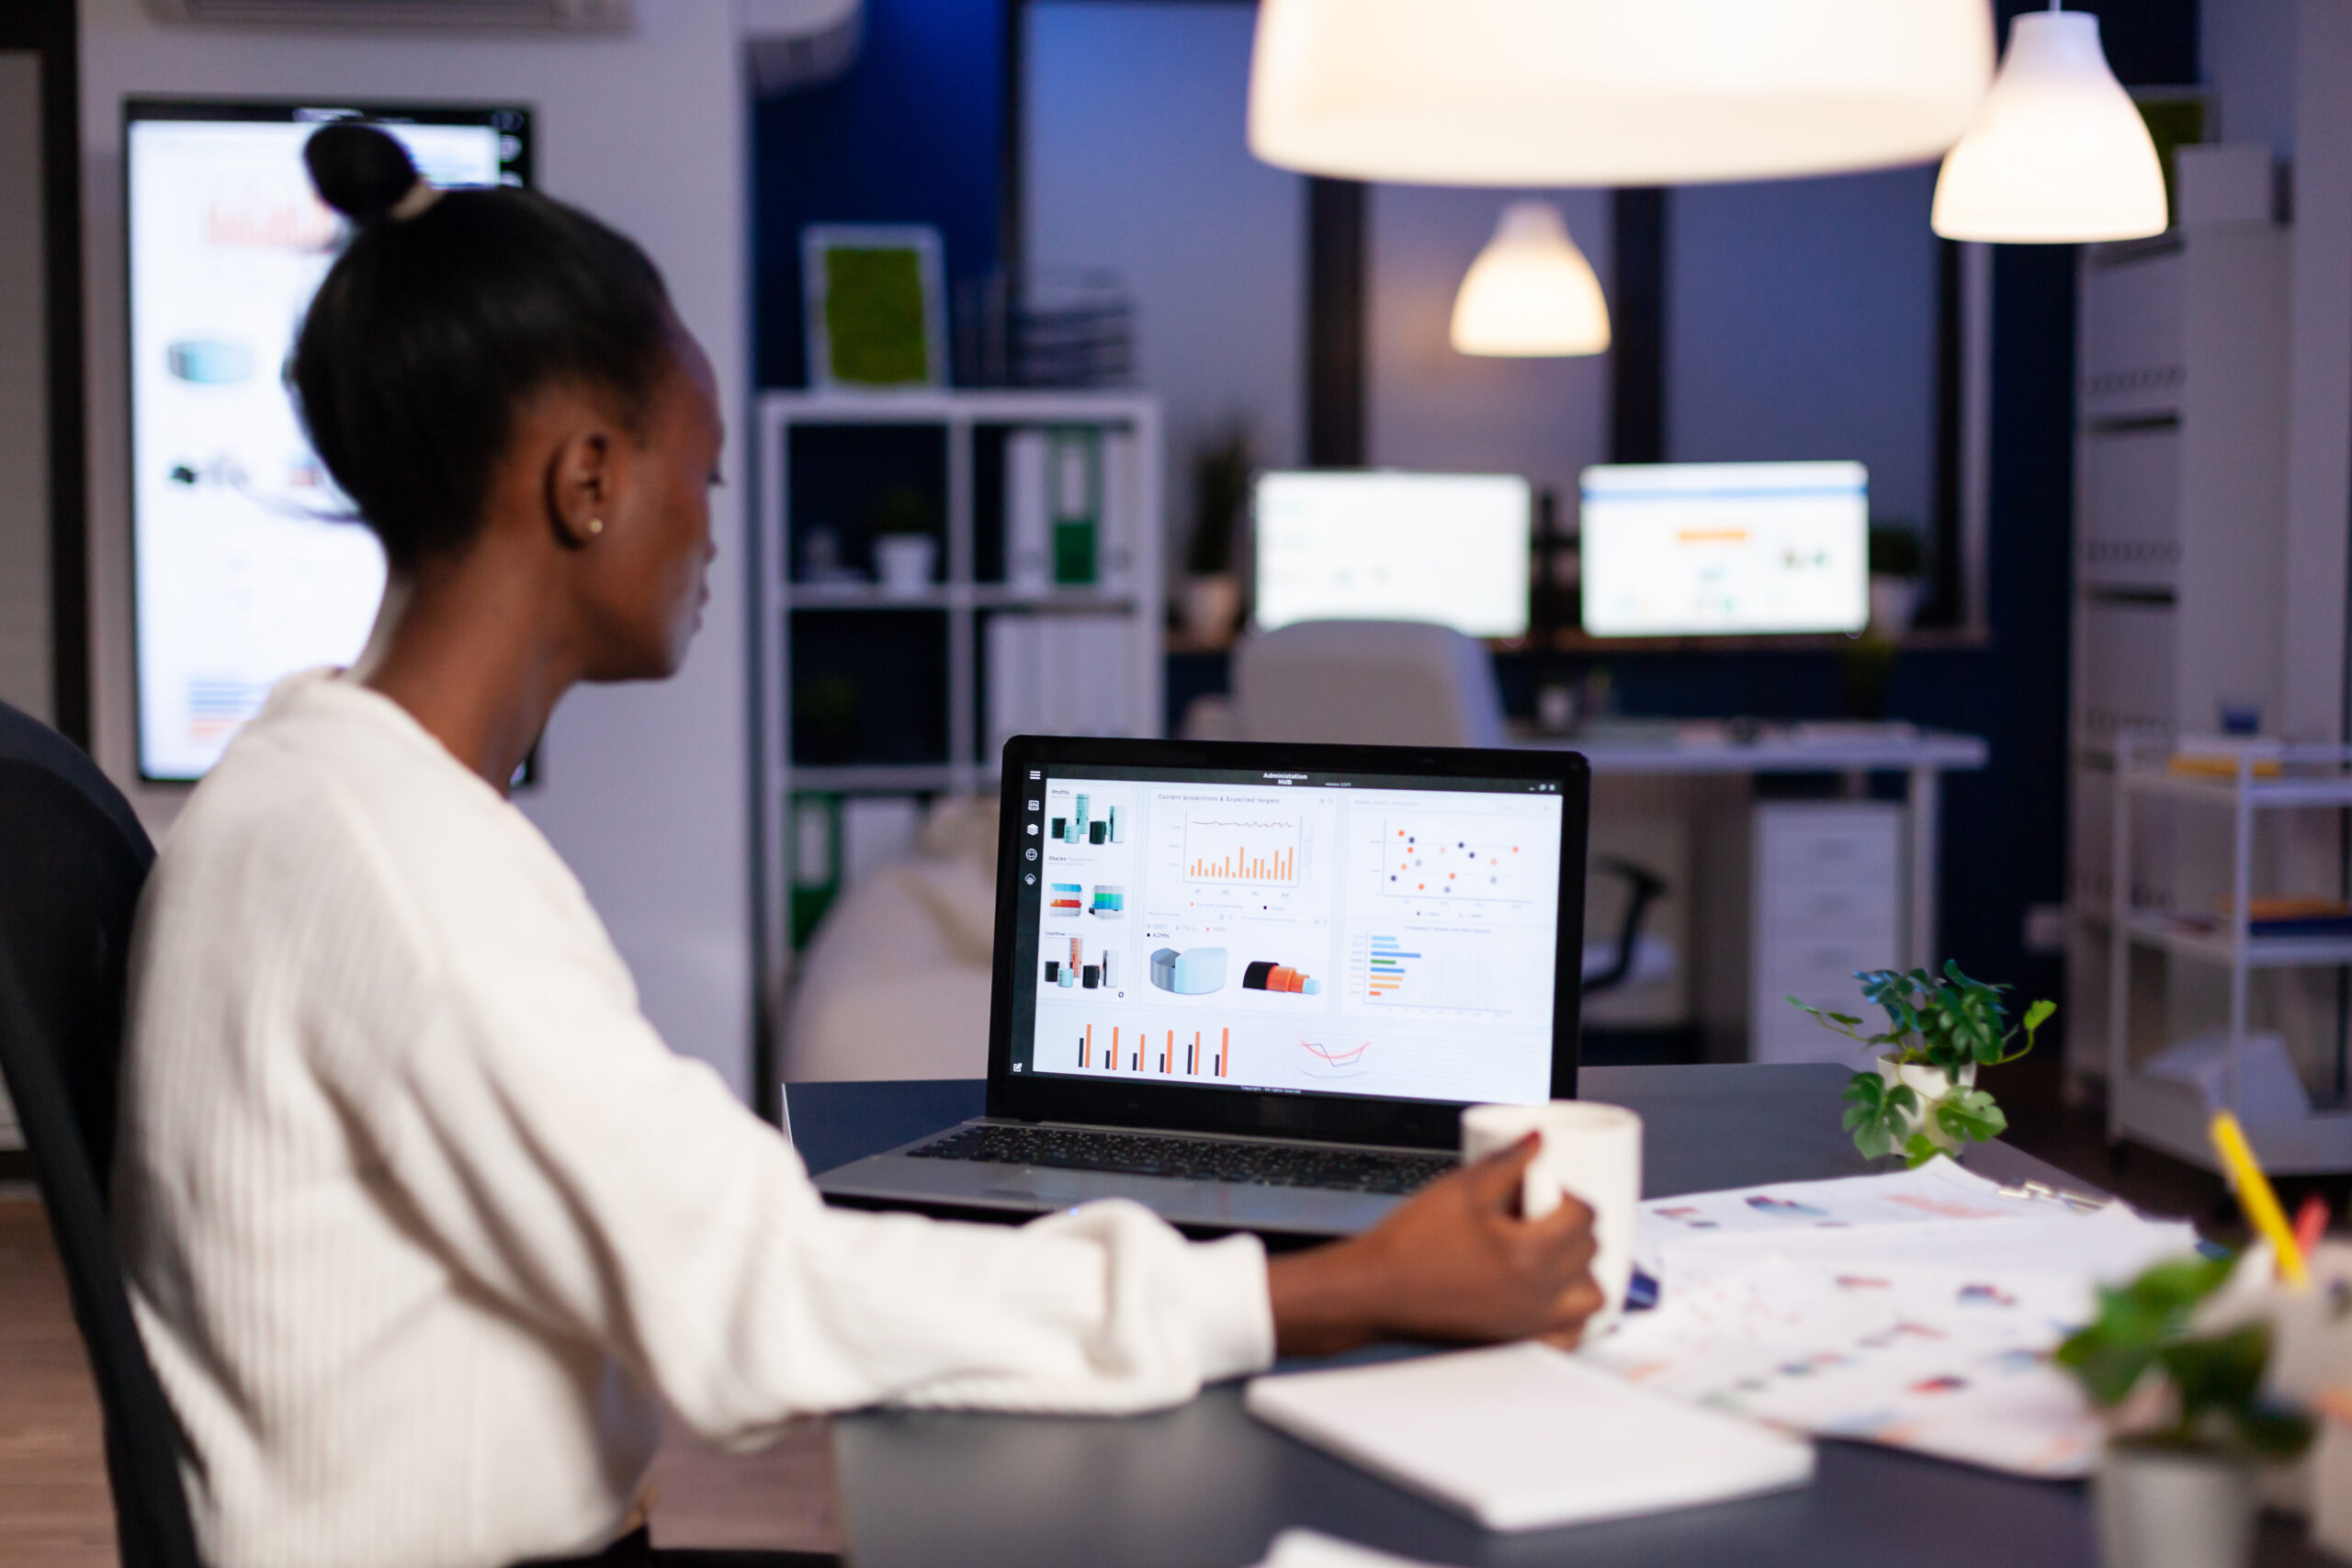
[1521, 721, 1988, 973]
[785, 1066, 2324, 1568]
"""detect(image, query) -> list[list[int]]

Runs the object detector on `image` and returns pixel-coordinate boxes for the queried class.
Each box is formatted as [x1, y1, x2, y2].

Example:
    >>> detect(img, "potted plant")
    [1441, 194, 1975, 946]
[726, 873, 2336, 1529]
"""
[2056, 1255, 2314, 1568]
[1790, 962, 2053, 1167]
[869, 483, 938, 599]
[1181, 421, 1252, 647]
[1868, 520, 1927, 637]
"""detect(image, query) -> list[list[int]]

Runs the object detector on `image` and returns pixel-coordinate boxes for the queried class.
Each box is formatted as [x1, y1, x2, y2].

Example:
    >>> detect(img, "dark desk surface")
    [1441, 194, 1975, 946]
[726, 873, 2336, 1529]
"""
[780, 1067, 2301, 1568]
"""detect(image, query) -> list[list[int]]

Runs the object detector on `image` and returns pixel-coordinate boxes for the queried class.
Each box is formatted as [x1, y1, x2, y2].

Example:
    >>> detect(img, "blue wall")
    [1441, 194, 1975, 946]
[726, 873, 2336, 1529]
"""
[752, 0, 1004, 388]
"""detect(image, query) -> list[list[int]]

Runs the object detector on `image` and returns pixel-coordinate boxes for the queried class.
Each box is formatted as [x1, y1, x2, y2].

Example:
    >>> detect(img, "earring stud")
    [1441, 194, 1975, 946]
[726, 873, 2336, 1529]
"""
[586, 518, 605, 536]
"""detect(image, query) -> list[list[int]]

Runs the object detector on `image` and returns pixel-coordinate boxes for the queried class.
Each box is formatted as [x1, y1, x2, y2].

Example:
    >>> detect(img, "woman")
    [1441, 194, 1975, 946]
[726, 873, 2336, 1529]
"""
[113, 125, 1601, 1568]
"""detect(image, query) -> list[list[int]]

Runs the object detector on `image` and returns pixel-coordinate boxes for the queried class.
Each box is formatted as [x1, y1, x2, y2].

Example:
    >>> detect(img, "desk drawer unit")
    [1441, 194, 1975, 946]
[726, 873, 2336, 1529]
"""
[1750, 802, 1905, 1064]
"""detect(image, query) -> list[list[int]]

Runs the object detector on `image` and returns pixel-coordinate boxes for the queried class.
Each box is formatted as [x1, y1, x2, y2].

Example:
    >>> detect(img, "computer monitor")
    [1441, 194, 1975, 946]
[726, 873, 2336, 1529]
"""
[125, 100, 532, 782]
[1577, 460, 1870, 637]
[1252, 470, 1532, 639]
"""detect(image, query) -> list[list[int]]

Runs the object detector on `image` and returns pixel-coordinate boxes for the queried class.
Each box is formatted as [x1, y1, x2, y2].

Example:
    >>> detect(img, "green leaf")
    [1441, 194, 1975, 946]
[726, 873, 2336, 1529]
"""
[2023, 998, 2057, 1033]
[1902, 1132, 1940, 1168]
[1842, 1074, 1885, 1108]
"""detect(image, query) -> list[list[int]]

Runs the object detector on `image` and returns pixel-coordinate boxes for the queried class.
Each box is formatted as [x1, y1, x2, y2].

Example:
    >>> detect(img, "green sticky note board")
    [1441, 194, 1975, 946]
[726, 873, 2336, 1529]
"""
[822, 247, 931, 387]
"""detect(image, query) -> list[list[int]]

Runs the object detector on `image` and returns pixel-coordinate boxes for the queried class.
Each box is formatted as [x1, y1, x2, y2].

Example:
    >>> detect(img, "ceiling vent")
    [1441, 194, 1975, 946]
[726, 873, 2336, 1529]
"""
[141, 0, 631, 30]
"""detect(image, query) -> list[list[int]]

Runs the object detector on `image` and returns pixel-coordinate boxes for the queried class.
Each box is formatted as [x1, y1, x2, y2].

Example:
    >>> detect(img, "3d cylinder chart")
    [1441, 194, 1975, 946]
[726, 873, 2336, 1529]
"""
[1052, 794, 1127, 847]
[1242, 960, 1321, 996]
[1148, 946, 1227, 994]
[1076, 1023, 1231, 1077]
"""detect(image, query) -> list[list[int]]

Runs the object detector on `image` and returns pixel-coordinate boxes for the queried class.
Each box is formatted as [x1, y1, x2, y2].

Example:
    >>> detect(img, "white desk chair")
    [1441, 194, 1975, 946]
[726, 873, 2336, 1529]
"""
[1232, 619, 1507, 748]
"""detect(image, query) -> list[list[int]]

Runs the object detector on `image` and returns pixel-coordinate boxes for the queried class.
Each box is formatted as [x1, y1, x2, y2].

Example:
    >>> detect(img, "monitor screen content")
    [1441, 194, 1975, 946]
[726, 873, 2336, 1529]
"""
[1577, 460, 1869, 637]
[126, 102, 531, 781]
[1253, 470, 1532, 639]
[1005, 762, 1567, 1107]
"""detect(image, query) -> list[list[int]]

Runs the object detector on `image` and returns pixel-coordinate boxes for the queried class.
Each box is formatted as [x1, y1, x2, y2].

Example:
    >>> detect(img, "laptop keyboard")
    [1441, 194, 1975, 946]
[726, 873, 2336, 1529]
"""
[905, 1124, 1458, 1196]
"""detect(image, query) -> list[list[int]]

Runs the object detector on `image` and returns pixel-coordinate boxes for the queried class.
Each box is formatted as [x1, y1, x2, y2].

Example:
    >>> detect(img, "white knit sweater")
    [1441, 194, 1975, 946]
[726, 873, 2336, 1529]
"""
[113, 672, 1272, 1568]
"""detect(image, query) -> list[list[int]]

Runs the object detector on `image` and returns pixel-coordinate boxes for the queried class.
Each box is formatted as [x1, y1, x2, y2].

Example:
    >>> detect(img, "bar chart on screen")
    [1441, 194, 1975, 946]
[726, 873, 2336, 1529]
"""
[1065, 1021, 1234, 1077]
[1351, 931, 1521, 1017]
[1182, 807, 1303, 885]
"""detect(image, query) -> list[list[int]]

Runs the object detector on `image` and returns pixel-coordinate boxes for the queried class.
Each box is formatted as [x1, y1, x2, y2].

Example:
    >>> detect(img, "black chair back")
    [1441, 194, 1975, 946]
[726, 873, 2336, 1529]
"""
[0, 703, 198, 1568]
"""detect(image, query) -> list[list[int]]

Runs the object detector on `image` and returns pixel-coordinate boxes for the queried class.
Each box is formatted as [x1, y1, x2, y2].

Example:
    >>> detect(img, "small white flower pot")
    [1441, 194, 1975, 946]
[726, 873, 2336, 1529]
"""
[1877, 1055, 1978, 1156]
[874, 535, 937, 598]
[2096, 1443, 2260, 1568]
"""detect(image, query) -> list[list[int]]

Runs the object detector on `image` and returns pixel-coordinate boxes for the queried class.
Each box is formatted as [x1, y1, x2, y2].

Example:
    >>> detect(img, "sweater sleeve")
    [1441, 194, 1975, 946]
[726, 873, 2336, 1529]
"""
[319, 874, 1273, 1442]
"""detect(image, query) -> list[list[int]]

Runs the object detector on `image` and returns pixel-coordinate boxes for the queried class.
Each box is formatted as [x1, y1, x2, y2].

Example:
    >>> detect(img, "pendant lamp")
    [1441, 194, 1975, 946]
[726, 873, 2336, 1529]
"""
[1931, 7, 2167, 242]
[1247, 0, 1996, 186]
[1451, 203, 1611, 357]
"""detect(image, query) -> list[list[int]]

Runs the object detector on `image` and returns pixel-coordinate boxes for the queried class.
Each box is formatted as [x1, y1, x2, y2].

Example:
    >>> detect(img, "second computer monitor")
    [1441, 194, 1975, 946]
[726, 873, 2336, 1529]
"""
[1253, 470, 1532, 639]
[1578, 460, 1870, 637]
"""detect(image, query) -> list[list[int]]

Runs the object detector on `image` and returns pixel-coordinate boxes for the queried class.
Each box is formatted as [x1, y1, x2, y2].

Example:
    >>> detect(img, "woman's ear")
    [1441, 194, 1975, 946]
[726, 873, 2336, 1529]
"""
[544, 422, 619, 550]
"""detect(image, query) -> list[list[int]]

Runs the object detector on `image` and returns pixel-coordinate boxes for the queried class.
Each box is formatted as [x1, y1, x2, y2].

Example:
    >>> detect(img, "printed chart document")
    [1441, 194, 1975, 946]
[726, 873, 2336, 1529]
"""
[1245, 1343, 1814, 1532]
[1592, 1160, 2200, 1478]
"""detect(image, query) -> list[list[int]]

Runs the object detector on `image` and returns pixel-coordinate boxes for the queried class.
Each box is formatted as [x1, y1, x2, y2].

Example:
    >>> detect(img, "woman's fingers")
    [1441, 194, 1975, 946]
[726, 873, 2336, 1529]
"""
[1460, 1132, 1544, 1211]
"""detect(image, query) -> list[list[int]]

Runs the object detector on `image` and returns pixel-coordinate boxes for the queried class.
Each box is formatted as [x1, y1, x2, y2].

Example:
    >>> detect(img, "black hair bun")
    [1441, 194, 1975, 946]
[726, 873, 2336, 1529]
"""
[304, 123, 422, 226]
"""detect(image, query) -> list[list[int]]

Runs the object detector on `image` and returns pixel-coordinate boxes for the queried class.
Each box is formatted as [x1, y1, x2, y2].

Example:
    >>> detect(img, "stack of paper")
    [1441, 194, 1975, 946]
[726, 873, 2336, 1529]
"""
[1589, 1160, 2200, 1477]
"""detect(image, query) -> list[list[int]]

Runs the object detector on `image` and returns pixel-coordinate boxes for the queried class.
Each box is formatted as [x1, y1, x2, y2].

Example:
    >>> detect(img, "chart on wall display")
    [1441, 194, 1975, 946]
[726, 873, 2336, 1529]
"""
[126, 105, 529, 780]
[1021, 772, 1568, 1106]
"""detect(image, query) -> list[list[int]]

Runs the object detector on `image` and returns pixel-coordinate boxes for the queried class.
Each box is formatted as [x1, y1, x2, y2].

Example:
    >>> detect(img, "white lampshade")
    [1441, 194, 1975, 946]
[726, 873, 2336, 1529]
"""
[1931, 10, 2167, 243]
[1451, 203, 1611, 357]
[1247, 0, 1996, 186]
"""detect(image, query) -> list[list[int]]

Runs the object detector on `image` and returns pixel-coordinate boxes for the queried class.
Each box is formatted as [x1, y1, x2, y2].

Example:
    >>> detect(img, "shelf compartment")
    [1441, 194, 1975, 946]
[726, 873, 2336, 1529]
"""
[2119, 909, 2352, 969]
[2109, 1069, 2352, 1176]
[788, 609, 950, 767]
[784, 422, 949, 588]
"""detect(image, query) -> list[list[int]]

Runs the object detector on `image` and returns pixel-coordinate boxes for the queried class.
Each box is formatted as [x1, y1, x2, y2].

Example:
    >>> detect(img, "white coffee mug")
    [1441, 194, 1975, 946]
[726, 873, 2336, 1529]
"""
[1461, 1100, 1643, 1335]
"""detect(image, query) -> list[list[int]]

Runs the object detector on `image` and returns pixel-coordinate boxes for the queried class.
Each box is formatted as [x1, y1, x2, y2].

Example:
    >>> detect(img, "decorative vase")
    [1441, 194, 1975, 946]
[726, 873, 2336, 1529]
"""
[1182, 573, 1242, 648]
[2095, 1442, 2260, 1568]
[1876, 1055, 1978, 1157]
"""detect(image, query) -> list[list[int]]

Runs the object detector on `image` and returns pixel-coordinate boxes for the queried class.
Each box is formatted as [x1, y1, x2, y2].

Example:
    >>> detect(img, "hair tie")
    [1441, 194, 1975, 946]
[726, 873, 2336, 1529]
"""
[389, 179, 441, 223]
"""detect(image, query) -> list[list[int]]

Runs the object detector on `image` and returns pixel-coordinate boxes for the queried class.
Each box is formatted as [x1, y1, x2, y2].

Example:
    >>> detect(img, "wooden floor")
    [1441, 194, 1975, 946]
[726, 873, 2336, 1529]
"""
[0, 1197, 843, 1564]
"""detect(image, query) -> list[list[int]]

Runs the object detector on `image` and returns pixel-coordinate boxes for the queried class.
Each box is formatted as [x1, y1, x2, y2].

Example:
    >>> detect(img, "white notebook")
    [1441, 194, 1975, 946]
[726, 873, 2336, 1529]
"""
[1244, 1342, 1815, 1533]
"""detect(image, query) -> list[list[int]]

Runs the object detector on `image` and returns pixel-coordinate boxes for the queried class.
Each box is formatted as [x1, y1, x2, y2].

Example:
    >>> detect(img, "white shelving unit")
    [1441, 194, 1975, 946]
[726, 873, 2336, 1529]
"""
[754, 389, 1163, 1021]
[2104, 737, 2352, 1173]
[2064, 201, 2292, 1084]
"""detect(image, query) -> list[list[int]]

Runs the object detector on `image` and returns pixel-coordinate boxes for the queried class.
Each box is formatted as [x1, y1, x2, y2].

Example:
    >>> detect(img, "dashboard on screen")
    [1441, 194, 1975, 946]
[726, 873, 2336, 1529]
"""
[1005, 764, 1567, 1108]
[1577, 460, 1869, 637]
[126, 101, 530, 781]
[1253, 470, 1532, 639]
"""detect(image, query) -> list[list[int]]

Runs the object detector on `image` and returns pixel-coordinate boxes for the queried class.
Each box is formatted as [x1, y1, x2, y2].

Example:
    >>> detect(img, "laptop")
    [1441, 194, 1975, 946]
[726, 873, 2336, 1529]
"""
[813, 734, 1590, 1241]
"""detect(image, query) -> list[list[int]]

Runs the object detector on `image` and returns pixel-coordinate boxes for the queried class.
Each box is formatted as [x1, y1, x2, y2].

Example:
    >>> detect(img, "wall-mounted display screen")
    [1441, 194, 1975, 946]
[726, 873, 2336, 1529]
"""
[1577, 460, 1869, 638]
[1252, 469, 1532, 640]
[126, 101, 530, 781]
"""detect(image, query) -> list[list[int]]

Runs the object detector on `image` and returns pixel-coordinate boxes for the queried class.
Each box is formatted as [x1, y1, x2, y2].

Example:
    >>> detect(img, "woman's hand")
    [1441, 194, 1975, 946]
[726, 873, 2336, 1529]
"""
[1266, 1134, 1603, 1358]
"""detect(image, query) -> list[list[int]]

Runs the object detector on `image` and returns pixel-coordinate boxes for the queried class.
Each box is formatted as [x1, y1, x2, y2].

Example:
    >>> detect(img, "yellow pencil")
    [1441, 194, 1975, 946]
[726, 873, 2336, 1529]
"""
[2209, 1111, 2310, 1287]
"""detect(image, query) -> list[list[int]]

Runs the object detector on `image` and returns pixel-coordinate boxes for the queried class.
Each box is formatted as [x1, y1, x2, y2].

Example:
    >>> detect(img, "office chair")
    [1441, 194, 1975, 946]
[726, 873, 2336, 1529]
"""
[1582, 855, 1668, 995]
[1233, 619, 1507, 748]
[0, 703, 195, 1568]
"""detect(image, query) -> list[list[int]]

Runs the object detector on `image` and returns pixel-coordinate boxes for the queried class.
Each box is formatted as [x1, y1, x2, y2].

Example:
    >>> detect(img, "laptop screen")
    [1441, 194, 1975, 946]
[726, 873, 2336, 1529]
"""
[1001, 759, 1570, 1110]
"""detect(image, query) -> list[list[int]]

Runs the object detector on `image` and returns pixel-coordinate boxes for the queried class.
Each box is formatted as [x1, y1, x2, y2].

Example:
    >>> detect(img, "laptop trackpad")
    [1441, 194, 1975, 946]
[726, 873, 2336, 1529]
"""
[983, 1168, 1137, 1204]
